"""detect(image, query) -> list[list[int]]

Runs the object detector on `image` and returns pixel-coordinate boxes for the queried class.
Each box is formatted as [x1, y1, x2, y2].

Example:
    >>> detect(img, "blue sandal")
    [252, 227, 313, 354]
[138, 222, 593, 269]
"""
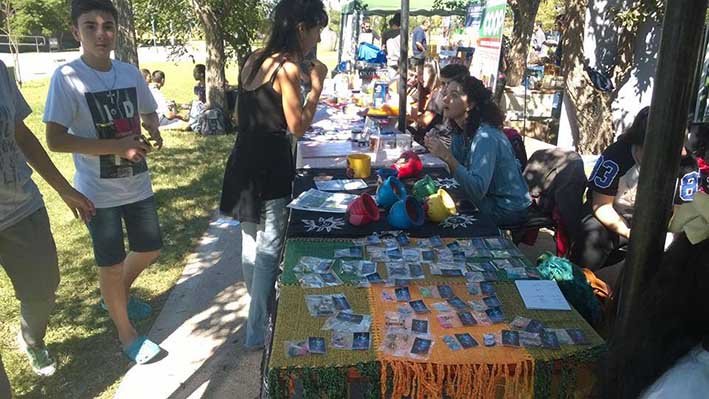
[100, 296, 153, 321]
[123, 336, 161, 364]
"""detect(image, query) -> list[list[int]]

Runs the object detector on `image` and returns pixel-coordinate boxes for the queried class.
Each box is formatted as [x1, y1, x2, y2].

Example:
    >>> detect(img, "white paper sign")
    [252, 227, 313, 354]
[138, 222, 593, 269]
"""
[515, 280, 572, 311]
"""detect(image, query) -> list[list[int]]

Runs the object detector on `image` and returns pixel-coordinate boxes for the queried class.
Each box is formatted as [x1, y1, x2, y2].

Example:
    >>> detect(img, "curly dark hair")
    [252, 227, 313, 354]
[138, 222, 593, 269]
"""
[442, 68, 504, 136]
[600, 233, 709, 398]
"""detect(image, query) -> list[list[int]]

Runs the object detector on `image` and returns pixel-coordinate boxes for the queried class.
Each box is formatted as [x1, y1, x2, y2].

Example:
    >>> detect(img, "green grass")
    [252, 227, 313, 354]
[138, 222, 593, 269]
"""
[0, 61, 234, 398]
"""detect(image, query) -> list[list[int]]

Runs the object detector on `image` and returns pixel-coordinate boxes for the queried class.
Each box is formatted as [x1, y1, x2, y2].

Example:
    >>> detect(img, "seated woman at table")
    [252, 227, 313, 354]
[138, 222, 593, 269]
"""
[424, 74, 531, 226]
[219, 0, 329, 350]
[600, 226, 709, 398]
[569, 107, 700, 271]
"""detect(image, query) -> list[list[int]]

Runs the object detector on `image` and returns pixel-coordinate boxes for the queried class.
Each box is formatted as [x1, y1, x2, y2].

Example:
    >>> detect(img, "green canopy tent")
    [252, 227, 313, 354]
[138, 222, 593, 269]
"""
[341, 0, 467, 16]
[337, 0, 467, 65]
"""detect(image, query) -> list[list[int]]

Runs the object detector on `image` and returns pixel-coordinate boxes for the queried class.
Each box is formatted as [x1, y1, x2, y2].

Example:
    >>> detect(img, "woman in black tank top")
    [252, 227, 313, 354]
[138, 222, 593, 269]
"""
[219, 0, 329, 350]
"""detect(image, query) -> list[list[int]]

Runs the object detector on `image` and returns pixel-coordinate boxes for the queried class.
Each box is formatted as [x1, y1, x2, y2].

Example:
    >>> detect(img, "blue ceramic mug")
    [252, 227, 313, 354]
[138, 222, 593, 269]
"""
[387, 196, 425, 229]
[376, 176, 407, 209]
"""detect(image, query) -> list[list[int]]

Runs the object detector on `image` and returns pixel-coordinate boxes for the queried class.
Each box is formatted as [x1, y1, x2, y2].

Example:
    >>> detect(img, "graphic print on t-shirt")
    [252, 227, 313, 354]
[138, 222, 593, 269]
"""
[85, 88, 147, 179]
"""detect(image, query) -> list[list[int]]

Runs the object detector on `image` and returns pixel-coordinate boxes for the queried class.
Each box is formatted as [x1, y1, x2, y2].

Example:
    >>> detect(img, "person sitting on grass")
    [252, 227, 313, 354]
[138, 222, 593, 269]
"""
[0, 59, 94, 396]
[44, 0, 165, 365]
[149, 70, 189, 130]
[424, 73, 531, 226]
[193, 63, 206, 103]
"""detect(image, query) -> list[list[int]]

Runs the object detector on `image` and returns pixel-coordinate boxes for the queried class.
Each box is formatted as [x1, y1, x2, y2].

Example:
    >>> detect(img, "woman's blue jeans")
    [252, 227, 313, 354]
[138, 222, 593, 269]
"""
[240, 197, 289, 348]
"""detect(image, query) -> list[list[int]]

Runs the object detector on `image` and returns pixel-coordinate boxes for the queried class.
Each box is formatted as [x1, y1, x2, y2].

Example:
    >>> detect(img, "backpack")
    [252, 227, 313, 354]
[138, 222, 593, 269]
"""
[502, 127, 528, 171]
[197, 107, 226, 136]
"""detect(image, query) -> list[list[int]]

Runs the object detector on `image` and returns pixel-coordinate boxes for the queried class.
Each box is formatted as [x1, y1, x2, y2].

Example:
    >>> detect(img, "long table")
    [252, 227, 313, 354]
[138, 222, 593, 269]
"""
[262, 105, 605, 399]
[287, 167, 500, 239]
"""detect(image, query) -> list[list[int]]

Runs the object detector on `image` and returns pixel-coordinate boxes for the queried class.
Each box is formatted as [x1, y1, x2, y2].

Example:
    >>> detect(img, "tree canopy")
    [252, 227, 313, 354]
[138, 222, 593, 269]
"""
[2, 0, 69, 37]
[132, 0, 271, 64]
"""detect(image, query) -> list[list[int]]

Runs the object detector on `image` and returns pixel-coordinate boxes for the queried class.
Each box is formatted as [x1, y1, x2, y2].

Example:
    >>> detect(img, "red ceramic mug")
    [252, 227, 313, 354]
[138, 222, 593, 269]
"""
[346, 193, 381, 226]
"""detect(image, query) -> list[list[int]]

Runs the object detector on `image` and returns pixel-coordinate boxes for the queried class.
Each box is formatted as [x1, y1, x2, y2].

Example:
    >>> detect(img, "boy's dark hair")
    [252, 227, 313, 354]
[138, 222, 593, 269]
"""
[390, 12, 401, 28]
[152, 70, 165, 83]
[71, 0, 118, 26]
[193, 64, 206, 81]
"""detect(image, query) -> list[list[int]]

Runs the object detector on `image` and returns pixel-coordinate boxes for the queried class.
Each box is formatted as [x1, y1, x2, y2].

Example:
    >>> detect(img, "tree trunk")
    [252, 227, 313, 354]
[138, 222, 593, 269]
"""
[561, 0, 615, 154]
[192, 0, 226, 110]
[114, 0, 139, 66]
[506, 0, 542, 86]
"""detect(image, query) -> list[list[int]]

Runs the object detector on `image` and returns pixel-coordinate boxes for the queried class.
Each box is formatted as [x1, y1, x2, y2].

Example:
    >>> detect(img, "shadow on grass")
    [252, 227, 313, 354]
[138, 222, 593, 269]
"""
[12, 134, 234, 399]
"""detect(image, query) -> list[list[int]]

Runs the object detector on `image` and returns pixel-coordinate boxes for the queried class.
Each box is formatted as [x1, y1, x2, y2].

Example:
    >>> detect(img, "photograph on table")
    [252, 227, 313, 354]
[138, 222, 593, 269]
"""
[409, 318, 430, 335]
[304, 294, 334, 316]
[322, 312, 372, 332]
[431, 302, 452, 312]
[466, 282, 481, 296]
[541, 330, 561, 349]
[366, 272, 384, 284]
[442, 335, 463, 351]
[308, 337, 327, 354]
[334, 246, 364, 259]
[455, 333, 479, 349]
[418, 285, 441, 298]
[421, 249, 436, 261]
[519, 332, 543, 348]
[403, 249, 422, 262]
[395, 287, 412, 302]
[380, 329, 414, 357]
[457, 311, 478, 326]
[409, 337, 434, 359]
[409, 300, 431, 314]
[385, 312, 407, 329]
[485, 307, 505, 324]
[501, 330, 520, 347]
[294, 256, 335, 273]
[285, 340, 310, 357]
[437, 284, 455, 299]
[352, 332, 371, 350]
[446, 296, 468, 310]
[436, 312, 463, 329]
[407, 262, 425, 278]
[297, 273, 326, 288]
[545, 328, 574, 345]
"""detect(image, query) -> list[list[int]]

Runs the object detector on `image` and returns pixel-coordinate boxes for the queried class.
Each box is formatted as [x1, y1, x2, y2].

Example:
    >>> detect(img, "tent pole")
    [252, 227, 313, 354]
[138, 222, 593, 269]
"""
[338, 16, 345, 67]
[614, 0, 708, 381]
[398, 0, 410, 133]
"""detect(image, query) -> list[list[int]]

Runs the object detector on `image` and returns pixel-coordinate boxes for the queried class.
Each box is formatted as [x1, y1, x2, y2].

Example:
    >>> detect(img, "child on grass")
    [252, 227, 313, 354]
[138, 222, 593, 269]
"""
[44, 0, 165, 364]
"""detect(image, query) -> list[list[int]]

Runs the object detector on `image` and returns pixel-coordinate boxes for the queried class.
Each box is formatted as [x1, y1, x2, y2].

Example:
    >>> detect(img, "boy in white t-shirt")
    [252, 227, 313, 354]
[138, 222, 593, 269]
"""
[44, 0, 164, 364]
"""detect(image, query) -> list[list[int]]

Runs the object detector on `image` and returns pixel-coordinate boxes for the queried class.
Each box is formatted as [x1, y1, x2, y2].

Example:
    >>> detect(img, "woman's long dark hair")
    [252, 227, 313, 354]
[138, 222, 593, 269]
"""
[441, 66, 504, 137]
[248, 0, 328, 82]
[600, 234, 709, 398]
[618, 106, 650, 146]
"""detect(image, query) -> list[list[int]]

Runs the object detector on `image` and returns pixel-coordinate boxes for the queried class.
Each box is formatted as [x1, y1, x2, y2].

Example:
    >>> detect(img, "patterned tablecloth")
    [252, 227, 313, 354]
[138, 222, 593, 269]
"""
[266, 239, 605, 399]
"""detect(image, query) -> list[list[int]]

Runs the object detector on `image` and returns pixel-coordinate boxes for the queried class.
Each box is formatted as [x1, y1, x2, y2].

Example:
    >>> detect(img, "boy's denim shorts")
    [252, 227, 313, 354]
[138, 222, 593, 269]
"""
[86, 196, 163, 267]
